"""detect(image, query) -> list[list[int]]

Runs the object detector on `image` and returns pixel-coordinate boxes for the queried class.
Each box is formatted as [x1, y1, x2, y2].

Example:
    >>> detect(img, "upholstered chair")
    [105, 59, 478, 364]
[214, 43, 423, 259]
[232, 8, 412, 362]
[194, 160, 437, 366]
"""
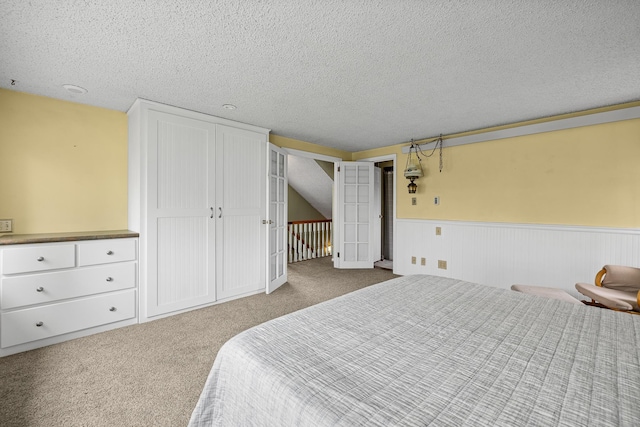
[576, 265, 640, 313]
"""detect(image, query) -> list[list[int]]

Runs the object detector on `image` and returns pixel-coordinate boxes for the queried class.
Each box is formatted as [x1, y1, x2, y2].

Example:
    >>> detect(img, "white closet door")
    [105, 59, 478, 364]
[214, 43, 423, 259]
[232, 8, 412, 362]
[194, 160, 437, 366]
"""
[146, 111, 216, 317]
[266, 144, 288, 294]
[334, 162, 375, 269]
[216, 125, 267, 300]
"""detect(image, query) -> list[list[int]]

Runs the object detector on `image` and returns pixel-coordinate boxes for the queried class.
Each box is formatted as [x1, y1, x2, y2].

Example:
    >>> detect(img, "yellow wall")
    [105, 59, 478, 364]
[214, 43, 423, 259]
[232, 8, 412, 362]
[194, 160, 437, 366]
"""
[0, 89, 128, 234]
[3, 89, 638, 234]
[270, 134, 350, 160]
[354, 113, 640, 228]
[288, 186, 326, 222]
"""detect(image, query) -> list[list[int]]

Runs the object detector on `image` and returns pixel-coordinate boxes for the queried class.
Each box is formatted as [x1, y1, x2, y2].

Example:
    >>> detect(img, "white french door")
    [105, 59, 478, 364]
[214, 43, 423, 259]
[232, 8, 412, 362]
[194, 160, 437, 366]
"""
[146, 111, 217, 317]
[215, 125, 267, 300]
[334, 162, 375, 269]
[266, 144, 288, 293]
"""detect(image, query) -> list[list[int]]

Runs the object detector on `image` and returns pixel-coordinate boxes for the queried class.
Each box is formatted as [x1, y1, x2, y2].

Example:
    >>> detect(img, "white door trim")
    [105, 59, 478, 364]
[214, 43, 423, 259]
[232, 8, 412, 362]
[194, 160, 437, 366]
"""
[357, 154, 397, 273]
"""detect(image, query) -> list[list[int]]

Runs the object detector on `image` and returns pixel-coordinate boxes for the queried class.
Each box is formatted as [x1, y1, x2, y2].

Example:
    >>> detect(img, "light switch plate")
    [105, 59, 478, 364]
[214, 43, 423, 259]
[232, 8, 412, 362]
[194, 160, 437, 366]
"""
[0, 219, 12, 233]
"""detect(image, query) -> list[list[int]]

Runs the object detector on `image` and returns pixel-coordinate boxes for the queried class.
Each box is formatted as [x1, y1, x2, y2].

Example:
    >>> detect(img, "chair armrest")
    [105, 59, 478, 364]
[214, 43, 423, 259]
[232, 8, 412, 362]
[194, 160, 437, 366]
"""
[595, 268, 606, 287]
[575, 282, 634, 311]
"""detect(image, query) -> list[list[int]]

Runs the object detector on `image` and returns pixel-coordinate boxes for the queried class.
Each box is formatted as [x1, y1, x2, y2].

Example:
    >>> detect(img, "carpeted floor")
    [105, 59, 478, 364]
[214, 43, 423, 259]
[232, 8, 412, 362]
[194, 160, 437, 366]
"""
[0, 257, 397, 426]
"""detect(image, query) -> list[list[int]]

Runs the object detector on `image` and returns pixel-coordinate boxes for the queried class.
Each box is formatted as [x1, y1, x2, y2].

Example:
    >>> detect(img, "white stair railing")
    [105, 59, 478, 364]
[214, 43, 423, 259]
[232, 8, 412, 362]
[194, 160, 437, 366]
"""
[288, 220, 332, 263]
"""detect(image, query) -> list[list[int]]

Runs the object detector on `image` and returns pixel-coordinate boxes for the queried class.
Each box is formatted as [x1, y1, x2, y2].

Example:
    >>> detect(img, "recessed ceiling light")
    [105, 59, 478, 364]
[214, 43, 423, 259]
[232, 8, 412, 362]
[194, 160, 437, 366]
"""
[62, 84, 88, 94]
[222, 104, 237, 110]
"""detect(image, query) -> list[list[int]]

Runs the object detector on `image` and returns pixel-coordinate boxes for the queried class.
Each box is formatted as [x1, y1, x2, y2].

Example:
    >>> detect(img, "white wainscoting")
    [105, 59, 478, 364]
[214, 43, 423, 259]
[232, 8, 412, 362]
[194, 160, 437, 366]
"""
[395, 219, 640, 298]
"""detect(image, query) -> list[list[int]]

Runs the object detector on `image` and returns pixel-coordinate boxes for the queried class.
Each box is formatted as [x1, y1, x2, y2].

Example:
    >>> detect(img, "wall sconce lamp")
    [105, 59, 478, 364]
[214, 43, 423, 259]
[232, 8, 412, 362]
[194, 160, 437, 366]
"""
[403, 135, 444, 194]
[404, 142, 423, 194]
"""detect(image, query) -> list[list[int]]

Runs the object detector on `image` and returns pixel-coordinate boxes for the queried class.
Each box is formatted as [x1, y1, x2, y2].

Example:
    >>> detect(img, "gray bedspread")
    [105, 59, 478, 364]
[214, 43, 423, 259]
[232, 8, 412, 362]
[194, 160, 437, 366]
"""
[189, 275, 640, 426]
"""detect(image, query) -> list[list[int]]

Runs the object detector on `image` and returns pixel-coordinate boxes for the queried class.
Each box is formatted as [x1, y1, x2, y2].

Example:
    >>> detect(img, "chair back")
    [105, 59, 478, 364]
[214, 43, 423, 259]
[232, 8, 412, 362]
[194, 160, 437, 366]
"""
[599, 265, 640, 292]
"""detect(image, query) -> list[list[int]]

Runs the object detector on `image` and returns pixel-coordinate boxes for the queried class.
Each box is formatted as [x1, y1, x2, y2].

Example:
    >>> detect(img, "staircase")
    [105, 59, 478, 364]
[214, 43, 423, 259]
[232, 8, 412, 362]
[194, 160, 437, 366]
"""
[288, 220, 332, 263]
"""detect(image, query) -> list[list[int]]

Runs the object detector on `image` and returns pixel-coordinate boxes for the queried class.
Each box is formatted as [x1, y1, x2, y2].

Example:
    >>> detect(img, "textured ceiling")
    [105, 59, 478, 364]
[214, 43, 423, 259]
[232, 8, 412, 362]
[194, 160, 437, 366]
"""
[1, 1, 639, 152]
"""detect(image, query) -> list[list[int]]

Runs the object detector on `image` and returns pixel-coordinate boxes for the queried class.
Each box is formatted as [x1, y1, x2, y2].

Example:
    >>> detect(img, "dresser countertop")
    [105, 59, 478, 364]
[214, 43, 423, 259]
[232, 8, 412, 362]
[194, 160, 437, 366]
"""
[0, 230, 139, 246]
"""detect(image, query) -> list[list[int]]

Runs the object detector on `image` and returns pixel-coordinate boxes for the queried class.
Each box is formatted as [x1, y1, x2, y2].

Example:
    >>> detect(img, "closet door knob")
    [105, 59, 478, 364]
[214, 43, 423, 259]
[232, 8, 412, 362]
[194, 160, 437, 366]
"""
[106, 250, 114, 255]
[37, 256, 44, 262]
[36, 321, 44, 327]
[36, 287, 44, 292]
[109, 307, 117, 312]
[106, 277, 113, 282]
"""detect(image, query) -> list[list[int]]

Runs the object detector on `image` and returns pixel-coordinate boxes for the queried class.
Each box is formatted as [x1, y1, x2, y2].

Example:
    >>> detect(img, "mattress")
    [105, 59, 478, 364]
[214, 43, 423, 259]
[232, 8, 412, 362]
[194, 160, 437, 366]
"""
[189, 275, 640, 426]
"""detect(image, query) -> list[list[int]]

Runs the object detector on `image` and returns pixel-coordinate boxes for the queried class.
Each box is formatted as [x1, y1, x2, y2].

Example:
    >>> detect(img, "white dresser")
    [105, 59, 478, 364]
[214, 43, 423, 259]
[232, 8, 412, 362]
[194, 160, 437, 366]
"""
[0, 231, 138, 357]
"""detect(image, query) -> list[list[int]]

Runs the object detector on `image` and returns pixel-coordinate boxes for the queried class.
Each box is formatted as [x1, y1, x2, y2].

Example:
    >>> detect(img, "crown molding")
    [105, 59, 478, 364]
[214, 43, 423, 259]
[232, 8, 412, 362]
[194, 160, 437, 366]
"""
[402, 106, 640, 153]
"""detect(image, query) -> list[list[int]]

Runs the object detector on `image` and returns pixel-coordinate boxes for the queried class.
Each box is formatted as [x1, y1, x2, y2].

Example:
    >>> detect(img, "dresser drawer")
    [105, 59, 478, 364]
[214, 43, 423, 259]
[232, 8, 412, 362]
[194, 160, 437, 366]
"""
[77, 239, 136, 266]
[1, 289, 136, 348]
[1, 262, 136, 310]
[1, 244, 75, 275]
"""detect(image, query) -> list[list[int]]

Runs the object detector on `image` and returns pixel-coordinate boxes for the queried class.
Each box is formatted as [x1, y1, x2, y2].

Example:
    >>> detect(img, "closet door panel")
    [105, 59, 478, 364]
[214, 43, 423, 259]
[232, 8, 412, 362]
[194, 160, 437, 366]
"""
[156, 122, 208, 209]
[217, 216, 262, 298]
[146, 111, 216, 317]
[156, 217, 209, 306]
[216, 125, 266, 300]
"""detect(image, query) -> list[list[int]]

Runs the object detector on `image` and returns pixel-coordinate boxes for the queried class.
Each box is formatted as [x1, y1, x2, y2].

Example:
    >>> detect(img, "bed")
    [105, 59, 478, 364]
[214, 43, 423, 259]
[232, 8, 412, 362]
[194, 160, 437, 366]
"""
[189, 275, 640, 426]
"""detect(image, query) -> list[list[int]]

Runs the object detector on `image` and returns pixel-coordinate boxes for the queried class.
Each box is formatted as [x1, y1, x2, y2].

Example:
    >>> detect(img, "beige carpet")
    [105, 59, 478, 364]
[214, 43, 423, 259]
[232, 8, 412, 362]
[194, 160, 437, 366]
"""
[0, 257, 397, 426]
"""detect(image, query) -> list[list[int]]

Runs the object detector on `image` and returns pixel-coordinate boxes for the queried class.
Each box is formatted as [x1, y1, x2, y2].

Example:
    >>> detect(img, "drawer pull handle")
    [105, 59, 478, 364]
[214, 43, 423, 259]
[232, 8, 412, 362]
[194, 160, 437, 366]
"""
[107, 250, 114, 255]
[36, 321, 44, 327]
[109, 307, 117, 312]
[106, 277, 113, 282]
[36, 286, 44, 292]
[37, 256, 44, 262]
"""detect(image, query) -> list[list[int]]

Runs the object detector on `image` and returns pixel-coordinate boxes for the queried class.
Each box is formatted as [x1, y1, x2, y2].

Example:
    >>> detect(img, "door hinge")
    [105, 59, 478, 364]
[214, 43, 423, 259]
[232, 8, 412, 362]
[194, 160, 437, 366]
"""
[337, 166, 340, 172]
[337, 252, 340, 258]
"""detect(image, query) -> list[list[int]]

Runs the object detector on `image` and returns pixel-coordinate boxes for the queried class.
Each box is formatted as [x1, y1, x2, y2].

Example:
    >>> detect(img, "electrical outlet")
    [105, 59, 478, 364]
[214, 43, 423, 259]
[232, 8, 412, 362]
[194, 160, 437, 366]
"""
[435, 227, 441, 236]
[411, 256, 416, 265]
[434, 196, 440, 205]
[438, 260, 447, 270]
[0, 219, 12, 233]
[421, 257, 426, 266]
[411, 197, 417, 206]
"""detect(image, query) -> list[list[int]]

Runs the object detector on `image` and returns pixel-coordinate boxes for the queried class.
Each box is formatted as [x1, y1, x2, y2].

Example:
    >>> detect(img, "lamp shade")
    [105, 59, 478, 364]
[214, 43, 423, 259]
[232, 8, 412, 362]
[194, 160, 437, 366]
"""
[404, 160, 423, 179]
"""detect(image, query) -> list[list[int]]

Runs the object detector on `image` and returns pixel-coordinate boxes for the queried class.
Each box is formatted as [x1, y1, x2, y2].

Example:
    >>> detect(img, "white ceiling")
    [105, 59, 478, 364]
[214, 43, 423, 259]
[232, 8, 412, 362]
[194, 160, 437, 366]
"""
[1, 1, 639, 152]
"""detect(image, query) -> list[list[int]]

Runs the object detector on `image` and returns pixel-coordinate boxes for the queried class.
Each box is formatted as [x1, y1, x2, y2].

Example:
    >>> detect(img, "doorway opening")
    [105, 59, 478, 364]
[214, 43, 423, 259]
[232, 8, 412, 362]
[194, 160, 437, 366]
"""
[285, 149, 339, 267]
[284, 150, 396, 273]
[374, 163, 394, 270]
